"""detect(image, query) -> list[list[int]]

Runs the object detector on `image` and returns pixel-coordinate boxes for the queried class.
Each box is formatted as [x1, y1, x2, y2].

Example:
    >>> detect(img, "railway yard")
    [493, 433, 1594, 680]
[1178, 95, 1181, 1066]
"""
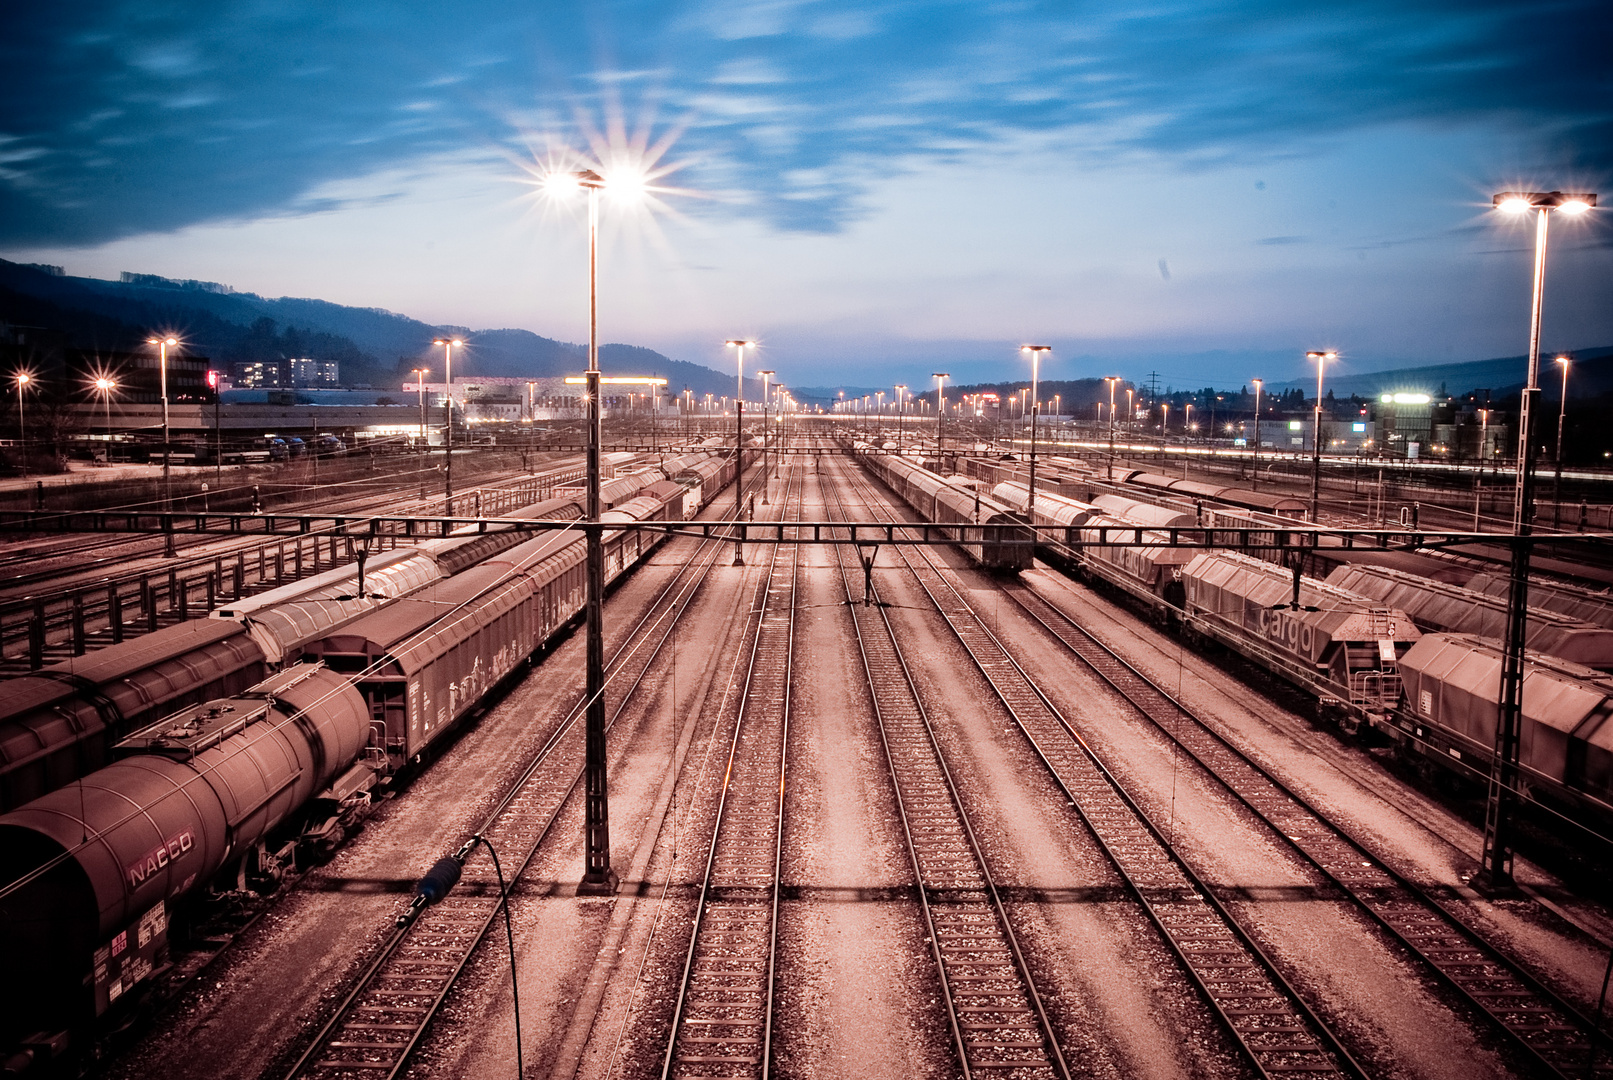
[6, 427, 1613, 1080]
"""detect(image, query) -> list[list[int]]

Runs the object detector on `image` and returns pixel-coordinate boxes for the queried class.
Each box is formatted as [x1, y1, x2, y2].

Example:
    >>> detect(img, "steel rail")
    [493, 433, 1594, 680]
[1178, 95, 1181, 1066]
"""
[840, 461, 1367, 1080]
[277, 471, 764, 1080]
[660, 462, 802, 1080]
[1002, 578, 1613, 1080]
[822, 458, 1073, 1080]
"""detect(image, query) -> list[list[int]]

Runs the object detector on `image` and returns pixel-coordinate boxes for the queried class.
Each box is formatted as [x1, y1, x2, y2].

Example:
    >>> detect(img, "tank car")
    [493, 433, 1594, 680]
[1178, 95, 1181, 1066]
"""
[1182, 551, 1420, 719]
[0, 665, 370, 1050]
[1398, 632, 1613, 820]
[1327, 564, 1613, 670]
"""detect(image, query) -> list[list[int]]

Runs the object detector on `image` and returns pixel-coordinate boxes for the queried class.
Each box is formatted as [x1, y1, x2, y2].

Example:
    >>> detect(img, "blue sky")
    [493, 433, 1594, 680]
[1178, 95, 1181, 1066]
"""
[2, 0, 1609, 390]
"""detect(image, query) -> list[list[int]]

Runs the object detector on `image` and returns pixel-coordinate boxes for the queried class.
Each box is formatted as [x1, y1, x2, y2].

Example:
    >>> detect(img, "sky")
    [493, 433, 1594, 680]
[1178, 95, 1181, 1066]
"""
[1, 0, 1610, 392]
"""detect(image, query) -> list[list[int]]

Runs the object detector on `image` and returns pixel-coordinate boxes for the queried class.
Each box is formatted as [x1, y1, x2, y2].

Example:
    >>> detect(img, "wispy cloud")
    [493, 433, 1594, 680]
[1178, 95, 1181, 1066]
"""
[0, 0, 1608, 246]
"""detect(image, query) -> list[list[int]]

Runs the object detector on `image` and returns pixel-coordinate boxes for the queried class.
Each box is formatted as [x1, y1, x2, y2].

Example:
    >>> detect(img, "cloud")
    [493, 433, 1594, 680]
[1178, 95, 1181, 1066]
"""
[1, 0, 1609, 247]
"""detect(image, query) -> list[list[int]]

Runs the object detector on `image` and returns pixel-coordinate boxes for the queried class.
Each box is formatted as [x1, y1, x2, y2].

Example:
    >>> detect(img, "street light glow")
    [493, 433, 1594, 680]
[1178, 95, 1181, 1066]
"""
[1492, 190, 1598, 214]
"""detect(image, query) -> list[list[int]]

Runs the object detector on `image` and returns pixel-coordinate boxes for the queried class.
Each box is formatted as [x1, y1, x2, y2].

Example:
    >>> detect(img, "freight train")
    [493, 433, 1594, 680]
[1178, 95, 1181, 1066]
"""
[0, 452, 748, 815]
[0, 450, 756, 1064]
[1121, 470, 1309, 519]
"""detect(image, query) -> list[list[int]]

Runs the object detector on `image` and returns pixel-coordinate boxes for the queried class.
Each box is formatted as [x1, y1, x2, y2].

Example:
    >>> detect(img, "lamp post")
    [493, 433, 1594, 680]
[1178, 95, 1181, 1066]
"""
[1553, 354, 1570, 528]
[146, 335, 179, 556]
[545, 166, 622, 896]
[1251, 378, 1264, 486]
[758, 369, 774, 503]
[1161, 402, 1169, 439]
[1481, 188, 1597, 890]
[1126, 388, 1135, 432]
[1020, 346, 1050, 518]
[94, 377, 116, 452]
[411, 368, 430, 498]
[1183, 403, 1193, 441]
[725, 340, 754, 565]
[1305, 350, 1337, 523]
[14, 372, 30, 480]
[431, 337, 462, 511]
[894, 384, 907, 456]
[932, 373, 949, 457]
[1104, 377, 1118, 480]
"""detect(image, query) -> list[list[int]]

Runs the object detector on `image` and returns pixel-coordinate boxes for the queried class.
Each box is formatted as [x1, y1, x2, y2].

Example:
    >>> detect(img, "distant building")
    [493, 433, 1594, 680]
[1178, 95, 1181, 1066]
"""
[289, 358, 339, 387]
[234, 358, 341, 388]
[68, 348, 214, 404]
[234, 360, 284, 388]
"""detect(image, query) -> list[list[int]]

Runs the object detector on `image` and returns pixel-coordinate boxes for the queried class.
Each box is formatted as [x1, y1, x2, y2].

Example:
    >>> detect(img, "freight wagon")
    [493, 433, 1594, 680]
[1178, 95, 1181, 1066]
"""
[1182, 551, 1420, 722]
[0, 666, 371, 1051]
[1397, 632, 1613, 823]
[1327, 564, 1613, 670]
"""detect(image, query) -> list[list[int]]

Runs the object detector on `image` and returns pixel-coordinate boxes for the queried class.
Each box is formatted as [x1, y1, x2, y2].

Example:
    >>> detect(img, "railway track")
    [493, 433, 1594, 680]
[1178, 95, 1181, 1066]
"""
[837, 457, 1368, 1079]
[274, 467, 768, 1080]
[1000, 575, 1613, 1080]
[824, 466, 1073, 1080]
[658, 462, 802, 1080]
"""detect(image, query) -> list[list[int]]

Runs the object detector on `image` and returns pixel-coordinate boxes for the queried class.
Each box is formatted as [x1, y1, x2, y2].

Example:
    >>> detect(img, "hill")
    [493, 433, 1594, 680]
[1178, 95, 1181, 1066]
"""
[1261, 347, 1613, 401]
[0, 260, 746, 396]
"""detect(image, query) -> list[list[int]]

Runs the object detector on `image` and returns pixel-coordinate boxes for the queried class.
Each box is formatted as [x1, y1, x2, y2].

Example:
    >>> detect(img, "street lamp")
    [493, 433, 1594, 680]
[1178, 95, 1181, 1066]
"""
[13, 372, 31, 479]
[1104, 377, 1119, 480]
[1305, 350, 1337, 522]
[431, 337, 463, 509]
[544, 163, 629, 897]
[725, 340, 755, 564]
[1251, 378, 1264, 485]
[93, 376, 117, 450]
[757, 369, 774, 502]
[933, 373, 949, 454]
[894, 384, 907, 456]
[1020, 346, 1050, 518]
[1183, 402, 1193, 440]
[1482, 187, 1598, 889]
[1126, 388, 1135, 431]
[146, 335, 179, 556]
[411, 368, 430, 498]
[1553, 354, 1571, 528]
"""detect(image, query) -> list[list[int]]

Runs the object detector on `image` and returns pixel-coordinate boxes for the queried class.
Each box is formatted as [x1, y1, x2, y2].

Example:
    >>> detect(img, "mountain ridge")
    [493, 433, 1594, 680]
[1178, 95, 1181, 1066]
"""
[0, 260, 749, 397]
